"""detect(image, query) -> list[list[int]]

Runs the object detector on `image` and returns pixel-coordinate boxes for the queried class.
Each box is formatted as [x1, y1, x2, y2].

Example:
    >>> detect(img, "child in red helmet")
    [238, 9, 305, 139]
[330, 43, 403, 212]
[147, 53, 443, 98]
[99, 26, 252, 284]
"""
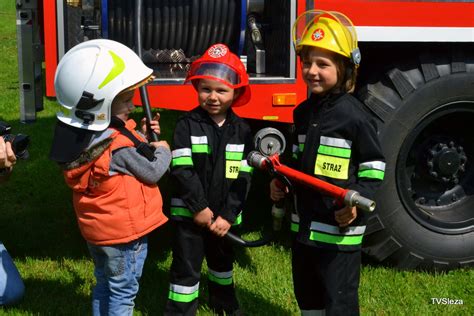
[164, 44, 253, 316]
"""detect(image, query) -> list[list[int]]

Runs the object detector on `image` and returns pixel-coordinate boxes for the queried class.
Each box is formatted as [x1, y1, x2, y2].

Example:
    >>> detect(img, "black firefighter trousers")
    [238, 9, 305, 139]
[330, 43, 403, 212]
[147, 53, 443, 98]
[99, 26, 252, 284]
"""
[292, 240, 361, 316]
[164, 221, 239, 315]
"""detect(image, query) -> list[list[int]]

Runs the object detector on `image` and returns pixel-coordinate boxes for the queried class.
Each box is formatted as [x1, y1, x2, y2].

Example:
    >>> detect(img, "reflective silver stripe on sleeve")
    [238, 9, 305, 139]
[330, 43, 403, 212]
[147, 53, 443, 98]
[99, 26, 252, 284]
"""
[320, 136, 352, 148]
[225, 144, 245, 152]
[310, 221, 366, 235]
[291, 213, 300, 223]
[298, 135, 306, 143]
[172, 148, 192, 157]
[170, 198, 187, 207]
[359, 161, 386, 171]
[292, 144, 299, 153]
[190, 136, 208, 144]
[169, 282, 200, 294]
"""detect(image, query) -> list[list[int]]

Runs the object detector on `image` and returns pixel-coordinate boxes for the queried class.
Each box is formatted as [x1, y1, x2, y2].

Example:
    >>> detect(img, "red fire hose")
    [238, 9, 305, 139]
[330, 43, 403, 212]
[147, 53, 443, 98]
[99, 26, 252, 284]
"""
[247, 151, 376, 213]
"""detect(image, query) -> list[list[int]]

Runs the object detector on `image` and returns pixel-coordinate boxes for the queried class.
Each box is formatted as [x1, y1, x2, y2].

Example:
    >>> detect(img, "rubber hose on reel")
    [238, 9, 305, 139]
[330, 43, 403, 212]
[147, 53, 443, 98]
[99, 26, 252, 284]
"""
[145, 0, 152, 50]
[199, 0, 214, 54]
[128, 1, 134, 47]
[208, 0, 221, 46]
[175, 0, 184, 51]
[168, 0, 177, 49]
[223, 0, 236, 47]
[108, 0, 240, 59]
[152, 0, 160, 50]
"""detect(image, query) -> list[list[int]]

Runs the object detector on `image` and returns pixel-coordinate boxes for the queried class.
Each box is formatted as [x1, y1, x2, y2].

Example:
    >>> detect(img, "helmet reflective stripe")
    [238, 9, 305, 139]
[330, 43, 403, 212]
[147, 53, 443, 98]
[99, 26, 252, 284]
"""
[98, 50, 125, 89]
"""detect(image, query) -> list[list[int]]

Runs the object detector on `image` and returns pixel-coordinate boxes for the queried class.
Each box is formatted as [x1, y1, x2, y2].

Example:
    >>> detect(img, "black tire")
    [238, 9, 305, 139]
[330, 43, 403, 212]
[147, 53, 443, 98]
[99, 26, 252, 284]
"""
[359, 50, 474, 270]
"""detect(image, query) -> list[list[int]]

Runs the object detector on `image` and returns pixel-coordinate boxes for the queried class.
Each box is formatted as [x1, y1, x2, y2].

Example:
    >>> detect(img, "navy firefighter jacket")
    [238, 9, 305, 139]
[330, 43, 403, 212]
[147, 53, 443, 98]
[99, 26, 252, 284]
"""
[291, 93, 386, 251]
[170, 106, 254, 225]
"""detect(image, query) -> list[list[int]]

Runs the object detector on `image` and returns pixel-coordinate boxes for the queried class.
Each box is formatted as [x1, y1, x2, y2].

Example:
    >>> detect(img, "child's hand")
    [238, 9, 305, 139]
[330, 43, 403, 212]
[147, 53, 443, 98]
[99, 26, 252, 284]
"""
[193, 207, 214, 228]
[270, 178, 287, 202]
[150, 140, 170, 151]
[209, 216, 231, 237]
[140, 113, 161, 139]
[335, 206, 357, 227]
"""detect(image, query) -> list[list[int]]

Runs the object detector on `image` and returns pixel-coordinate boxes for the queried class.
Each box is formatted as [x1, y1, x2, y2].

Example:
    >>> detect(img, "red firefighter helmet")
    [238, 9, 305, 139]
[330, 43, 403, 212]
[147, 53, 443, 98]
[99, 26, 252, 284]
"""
[185, 44, 251, 107]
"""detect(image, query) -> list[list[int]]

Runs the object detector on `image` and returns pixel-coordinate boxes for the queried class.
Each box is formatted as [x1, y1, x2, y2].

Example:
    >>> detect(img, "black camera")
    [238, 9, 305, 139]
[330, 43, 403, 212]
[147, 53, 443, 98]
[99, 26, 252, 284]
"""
[0, 121, 30, 159]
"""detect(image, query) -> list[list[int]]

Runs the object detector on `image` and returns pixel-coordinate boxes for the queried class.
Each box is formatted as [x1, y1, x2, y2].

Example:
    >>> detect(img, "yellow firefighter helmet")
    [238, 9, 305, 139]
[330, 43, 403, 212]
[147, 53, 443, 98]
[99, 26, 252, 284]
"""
[292, 10, 361, 67]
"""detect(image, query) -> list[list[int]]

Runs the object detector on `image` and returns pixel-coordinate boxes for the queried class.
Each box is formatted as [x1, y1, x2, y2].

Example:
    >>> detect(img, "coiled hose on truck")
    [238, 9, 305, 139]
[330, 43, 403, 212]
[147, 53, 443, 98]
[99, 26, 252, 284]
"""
[107, 0, 237, 59]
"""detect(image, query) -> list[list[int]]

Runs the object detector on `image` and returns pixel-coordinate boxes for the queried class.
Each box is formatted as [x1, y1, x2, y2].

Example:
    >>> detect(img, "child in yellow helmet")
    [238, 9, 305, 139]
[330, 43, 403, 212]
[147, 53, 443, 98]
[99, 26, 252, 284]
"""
[271, 11, 385, 315]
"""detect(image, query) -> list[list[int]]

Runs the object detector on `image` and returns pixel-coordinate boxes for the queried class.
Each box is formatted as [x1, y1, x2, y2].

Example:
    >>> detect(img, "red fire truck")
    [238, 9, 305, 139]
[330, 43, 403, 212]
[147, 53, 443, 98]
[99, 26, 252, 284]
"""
[16, 0, 474, 270]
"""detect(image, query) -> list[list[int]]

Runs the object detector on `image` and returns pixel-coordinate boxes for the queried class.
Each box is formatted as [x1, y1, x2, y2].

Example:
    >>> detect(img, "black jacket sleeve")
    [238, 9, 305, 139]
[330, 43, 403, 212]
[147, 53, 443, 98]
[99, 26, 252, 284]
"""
[222, 123, 254, 223]
[171, 118, 209, 213]
[348, 113, 386, 201]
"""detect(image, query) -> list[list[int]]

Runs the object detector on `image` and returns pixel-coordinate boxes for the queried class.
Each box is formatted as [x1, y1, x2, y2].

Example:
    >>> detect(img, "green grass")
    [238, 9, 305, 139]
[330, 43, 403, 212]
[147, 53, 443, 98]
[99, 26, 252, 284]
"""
[0, 2, 473, 315]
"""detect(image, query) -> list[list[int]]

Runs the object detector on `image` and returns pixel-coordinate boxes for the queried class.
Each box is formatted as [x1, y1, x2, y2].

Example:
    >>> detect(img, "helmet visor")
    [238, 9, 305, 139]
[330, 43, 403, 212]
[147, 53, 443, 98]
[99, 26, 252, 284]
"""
[188, 62, 240, 87]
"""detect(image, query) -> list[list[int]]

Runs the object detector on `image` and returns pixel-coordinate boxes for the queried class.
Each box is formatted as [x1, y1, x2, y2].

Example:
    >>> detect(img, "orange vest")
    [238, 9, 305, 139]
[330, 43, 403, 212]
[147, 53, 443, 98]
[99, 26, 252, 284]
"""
[64, 120, 167, 245]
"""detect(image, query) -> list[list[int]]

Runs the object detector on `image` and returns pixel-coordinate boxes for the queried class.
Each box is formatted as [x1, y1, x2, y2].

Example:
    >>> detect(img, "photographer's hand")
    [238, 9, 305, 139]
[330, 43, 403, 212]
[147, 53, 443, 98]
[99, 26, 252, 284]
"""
[0, 137, 15, 181]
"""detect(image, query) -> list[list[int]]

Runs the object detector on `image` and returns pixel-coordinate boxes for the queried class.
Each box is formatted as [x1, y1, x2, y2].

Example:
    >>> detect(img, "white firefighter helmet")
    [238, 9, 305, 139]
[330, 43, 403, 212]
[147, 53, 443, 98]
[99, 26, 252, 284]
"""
[54, 39, 153, 131]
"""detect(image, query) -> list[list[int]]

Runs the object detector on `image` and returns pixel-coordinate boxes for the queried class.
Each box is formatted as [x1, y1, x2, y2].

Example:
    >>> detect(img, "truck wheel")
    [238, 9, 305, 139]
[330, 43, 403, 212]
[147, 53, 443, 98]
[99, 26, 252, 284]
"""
[358, 53, 474, 270]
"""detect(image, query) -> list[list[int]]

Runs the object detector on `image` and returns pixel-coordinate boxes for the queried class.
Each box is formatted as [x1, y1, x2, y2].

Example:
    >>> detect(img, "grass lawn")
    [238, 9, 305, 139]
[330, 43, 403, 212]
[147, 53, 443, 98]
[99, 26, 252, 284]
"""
[1, 1, 473, 315]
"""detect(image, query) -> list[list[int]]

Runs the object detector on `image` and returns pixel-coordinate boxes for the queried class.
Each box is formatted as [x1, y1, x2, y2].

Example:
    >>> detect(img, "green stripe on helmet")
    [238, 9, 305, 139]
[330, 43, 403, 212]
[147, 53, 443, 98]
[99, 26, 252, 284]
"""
[98, 50, 125, 89]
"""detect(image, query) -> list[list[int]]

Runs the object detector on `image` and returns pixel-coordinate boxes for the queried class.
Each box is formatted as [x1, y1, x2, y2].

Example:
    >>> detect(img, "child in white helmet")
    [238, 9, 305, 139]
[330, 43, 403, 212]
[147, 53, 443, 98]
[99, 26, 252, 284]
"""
[164, 43, 253, 316]
[50, 39, 171, 316]
[270, 11, 386, 316]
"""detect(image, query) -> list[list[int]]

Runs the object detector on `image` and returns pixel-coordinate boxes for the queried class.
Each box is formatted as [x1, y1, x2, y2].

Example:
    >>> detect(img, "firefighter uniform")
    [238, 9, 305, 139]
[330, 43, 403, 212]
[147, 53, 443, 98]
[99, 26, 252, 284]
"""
[165, 106, 253, 315]
[290, 92, 385, 315]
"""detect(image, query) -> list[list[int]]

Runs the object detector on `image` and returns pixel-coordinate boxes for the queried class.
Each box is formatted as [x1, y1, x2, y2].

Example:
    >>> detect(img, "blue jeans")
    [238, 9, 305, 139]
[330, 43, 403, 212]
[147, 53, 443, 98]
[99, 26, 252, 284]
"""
[0, 243, 25, 306]
[87, 237, 148, 316]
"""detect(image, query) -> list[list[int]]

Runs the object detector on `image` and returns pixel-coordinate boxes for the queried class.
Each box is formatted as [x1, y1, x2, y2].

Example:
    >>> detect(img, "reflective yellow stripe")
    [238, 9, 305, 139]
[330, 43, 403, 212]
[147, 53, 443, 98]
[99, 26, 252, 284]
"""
[358, 169, 385, 180]
[232, 213, 242, 226]
[98, 51, 125, 89]
[172, 157, 193, 167]
[168, 290, 199, 303]
[191, 144, 211, 154]
[225, 152, 244, 160]
[170, 207, 193, 217]
[318, 145, 351, 158]
[291, 223, 299, 232]
[309, 231, 363, 245]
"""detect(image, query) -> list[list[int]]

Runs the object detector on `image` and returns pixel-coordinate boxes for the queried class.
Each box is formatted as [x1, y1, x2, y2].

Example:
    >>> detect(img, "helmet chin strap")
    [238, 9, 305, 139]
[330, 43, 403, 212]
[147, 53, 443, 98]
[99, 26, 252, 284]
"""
[74, 91, 105, 125]
[76, 91, 104, 110]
